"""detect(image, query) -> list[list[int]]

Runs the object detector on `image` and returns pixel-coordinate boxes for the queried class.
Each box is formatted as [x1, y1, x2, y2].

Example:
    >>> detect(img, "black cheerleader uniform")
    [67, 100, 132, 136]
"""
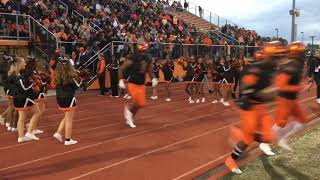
[211, 64, 221, 83]
[32, 71, 48, 102]
[195, 63, 206, 82]
[56, 78, 81, 111]
[220, 63, 233, 84]
[162, 61, 174, 82]
[184, 62, 197, 81]
[3, 74, 16, 100]
[153, 62, 160, 79]
[13, 75, 35, 110]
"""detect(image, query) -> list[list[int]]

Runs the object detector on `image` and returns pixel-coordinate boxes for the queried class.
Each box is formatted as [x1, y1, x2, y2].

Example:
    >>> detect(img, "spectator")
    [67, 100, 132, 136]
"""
[76, 47, 89, 68]
[108, 56, 120, 97]
[97, 53, 107, 96]
[198, 6, 203, 18]
[184, 0, 188, 10]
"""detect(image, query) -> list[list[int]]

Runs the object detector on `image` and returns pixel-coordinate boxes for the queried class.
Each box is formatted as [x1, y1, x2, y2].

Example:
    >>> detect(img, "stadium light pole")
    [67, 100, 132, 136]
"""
[275, 28, 279, 39]
[290, 0, 299, 42]
[300, 32, 304, 42]
[310, 36, 316, 55]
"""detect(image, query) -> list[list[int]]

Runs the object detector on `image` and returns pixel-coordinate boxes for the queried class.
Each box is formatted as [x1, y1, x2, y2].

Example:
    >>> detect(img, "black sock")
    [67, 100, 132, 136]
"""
[254, 133, 263, 142]
[66, 138, 70, 141]
[231, 141, 248, 160]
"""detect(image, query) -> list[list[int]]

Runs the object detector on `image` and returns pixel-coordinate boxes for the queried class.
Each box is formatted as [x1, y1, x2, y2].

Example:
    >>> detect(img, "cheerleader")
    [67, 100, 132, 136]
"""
[218, 57, 233, 106]
[49, 49, 61, 88]
[231, 58, 240, 99]
[109, 56, 120, 97]
[194, 57, 206, 103]
[53, 57, 82, 145]
[2, 63, 18, 131]
[12, 57, 41, 143]
[160, 56, 173, 102]
[210, 60, 222, 104]
[24, 56, 49, 134]
[232, 53, 246, 99]
[150, 57, 160, 100]
[182, 56, 197, 103]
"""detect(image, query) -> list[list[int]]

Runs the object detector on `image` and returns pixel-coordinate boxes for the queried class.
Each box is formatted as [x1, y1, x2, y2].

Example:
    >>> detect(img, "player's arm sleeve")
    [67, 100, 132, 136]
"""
[240, 74, 258, 96]
[275, 73, 303, 92]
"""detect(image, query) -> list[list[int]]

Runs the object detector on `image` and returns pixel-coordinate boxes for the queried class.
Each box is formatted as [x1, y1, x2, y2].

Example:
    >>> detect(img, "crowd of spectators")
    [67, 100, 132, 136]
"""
[0, 0, 268, 65]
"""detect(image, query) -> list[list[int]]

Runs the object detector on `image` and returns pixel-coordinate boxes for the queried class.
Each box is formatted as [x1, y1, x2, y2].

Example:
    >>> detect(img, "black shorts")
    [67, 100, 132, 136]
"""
[14, 97, 35, 110]
[184, 76, 193, 81]
[57, 96, 77, 111]
[220, 78, 234, 84]
[196, 75, 204, 82]
[35, 93, 46, 102]
[164, 75, 173, 82]
[154, 72, 160, 79]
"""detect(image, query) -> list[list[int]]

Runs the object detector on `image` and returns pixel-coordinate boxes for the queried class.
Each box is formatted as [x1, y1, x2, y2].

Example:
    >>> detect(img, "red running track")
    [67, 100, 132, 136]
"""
[0, 83, 317, 180]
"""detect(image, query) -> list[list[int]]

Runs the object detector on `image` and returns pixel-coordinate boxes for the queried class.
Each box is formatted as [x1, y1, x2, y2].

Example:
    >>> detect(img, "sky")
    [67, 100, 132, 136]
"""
[185, 0, 320, 44]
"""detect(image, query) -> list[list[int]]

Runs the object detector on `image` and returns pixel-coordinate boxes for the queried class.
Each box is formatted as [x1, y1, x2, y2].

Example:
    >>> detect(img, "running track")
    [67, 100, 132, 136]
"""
[0, 83, 317, 180]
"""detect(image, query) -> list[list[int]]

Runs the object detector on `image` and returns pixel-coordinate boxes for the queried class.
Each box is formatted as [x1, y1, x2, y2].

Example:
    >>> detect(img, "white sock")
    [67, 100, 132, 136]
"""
[282, 122, 304, 140]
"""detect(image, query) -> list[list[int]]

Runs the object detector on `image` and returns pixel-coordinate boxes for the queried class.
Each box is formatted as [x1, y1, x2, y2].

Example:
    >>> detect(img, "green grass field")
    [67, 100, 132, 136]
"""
[218, 124, 320, 180]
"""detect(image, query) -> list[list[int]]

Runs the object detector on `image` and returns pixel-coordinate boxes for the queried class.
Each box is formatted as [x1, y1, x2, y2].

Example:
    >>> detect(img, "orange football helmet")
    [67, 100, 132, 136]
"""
[262, 41, 287, 58]
[287, 41, 306, 59]
[254, 50, 264, 61]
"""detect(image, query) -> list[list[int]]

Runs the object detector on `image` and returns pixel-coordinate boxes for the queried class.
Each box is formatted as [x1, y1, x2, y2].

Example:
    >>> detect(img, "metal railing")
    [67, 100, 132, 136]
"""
[71, 10, 85, 24]
[205, 30, 239, 45]
[111, 41, 261, 60]
[79, 42, 112, 85]
[168, 0, 239, 28]
[57, 0, 69, 14]
[0, 12, 58, 60]
[71, 10, 100, 32]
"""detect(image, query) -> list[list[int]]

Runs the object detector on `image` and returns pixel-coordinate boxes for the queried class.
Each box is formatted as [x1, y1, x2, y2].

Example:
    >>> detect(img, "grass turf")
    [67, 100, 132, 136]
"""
[219, 124, 320, 180]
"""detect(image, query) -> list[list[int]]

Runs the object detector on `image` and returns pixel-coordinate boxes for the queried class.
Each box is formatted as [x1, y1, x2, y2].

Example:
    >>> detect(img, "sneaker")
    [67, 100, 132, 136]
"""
[126, 119, 136, 128]
[196, 99, 200, 103]
[7, 127, 12, 131]
[126, 96, 132, 100]
[64, 139, 78, 146]
[278, 139, 293, 151]
[201, 98, 205, 103]
[123, 94, 128, 99]
[220, 98, 225, 103]
[259, 143, 275, 156]
[33, 129, 44, 134]
[0, 116, 4, 125]
[150, 96, 158, 100]
[165, 98, 171, 102]
[124, 106, 136, 128]
[11, 128, 17, 132]
[188, 96, 192, 101]
[225, 156, 242, 174]
[316, 98, 320, 104]
[223, 101, 230, 106]
[25, 132, 39, 141]
[53, 133, 63, 142]
[5, 123, 9, 127]
[189, 100, 195, 104]
[212, 100, 218, 104]
[18, 136, 32, 143]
